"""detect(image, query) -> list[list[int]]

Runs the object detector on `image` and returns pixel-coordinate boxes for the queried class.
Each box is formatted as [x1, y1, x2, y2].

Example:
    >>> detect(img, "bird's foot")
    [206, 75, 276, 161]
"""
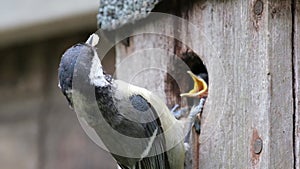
[183, 97, 207, 146]
[190, 97, 207, 134]
[170, 104, 189, 119]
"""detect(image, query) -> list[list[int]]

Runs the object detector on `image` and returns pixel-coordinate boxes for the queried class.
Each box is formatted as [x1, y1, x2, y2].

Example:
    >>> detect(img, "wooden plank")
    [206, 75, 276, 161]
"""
[114, 16, 194, 168]
[267, 1, 294, 168]
[115, 25, 191, 108]
[115, 0, 294, 168]
[184, 0, 294, 168]
[115, 34, 174, 104]
[185, 1, 269, 168]
[294, 0, 300, 168]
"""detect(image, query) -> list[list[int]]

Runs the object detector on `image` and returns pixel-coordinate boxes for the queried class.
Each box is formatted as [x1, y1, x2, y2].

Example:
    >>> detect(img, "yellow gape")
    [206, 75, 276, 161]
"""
[180, 71, 208, 98]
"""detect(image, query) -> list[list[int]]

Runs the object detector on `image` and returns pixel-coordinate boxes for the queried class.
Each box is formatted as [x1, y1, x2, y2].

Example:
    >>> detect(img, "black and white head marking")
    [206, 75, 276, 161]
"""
[86, 34, 110, 87]
[58, 43, 84, 107]
[58, 34, 110, 107]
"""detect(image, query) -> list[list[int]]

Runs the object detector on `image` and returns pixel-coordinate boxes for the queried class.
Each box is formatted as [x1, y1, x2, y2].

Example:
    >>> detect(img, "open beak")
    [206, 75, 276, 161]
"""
[180, 71, 208, 98]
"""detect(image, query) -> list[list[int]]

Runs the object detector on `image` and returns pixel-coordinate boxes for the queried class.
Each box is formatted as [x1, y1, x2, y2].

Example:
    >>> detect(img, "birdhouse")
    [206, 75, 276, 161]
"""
[104, 0, 299, 168]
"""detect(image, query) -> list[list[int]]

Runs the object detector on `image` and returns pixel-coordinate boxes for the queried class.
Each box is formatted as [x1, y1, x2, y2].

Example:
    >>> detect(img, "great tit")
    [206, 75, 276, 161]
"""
[180, 71, 208, 145]
[58, 34, 185, 169]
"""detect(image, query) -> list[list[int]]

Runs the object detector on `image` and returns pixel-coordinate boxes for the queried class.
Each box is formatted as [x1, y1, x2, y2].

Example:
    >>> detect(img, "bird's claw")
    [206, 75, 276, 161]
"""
[190, 97, 206, 134]
[170, 104, 189, 119]
[184, 97, 207, 145]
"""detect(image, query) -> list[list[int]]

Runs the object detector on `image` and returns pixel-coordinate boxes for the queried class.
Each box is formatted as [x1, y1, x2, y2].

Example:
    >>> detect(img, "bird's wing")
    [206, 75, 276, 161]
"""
[128, 94, 171, 169]
[130, 87, 185, 169]
[117, 163, 130, 169]
[112, 80, 184, 169]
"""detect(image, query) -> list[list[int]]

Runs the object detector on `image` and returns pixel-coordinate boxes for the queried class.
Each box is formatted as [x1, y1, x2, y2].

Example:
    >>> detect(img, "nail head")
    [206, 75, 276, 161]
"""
[254, 138, 263, 154]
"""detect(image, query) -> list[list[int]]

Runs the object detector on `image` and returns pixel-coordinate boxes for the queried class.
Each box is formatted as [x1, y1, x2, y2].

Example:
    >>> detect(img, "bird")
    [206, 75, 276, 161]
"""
[180, 71, 208, 145]
[171, 70, 208, 136]
[58, 33, 185, 169]
[180, 71, 208, 99]
[178, 71, 208, 169]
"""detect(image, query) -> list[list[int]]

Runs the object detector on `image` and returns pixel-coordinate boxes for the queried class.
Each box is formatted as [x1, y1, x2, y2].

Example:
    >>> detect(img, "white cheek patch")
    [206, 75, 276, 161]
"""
[88, 52, 109, 87]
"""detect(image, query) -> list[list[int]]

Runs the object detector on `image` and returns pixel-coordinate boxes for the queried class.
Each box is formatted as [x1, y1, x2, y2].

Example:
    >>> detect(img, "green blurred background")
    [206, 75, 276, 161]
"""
[0, 0, 116, 168]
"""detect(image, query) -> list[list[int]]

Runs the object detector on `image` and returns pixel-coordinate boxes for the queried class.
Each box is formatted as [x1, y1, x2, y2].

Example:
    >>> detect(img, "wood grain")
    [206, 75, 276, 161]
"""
[294, 0, 300, 168]
[115, 0, 295, 168]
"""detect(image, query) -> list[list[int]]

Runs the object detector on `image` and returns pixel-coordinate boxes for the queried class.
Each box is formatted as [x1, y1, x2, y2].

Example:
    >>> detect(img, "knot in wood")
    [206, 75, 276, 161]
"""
[253, 0, 264, 15]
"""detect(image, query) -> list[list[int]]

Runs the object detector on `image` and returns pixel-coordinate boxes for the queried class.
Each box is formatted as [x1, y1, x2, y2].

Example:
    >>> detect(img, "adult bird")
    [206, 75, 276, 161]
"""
[58, 34, 185, 169]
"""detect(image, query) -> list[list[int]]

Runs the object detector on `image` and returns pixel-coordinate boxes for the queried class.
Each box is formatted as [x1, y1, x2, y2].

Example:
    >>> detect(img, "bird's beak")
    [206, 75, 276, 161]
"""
[86, 33, 99, 47]
[180, 71, 208, 98]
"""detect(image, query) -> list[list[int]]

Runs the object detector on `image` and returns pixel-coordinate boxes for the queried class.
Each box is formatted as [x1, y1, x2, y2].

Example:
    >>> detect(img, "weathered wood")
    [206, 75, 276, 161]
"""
[115, 34, 173, 102]
[294, 0, 300, 168]
[115, 31, 191, 108]
[192, 128, 200, 169]
[186, 1, 294, 168]
[115, 0, 295, 168]
[114, 17, 194, 168]
[265, 1, 294, 168]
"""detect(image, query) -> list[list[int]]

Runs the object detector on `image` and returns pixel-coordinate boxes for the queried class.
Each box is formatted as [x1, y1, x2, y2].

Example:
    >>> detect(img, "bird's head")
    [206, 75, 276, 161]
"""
[180, 71, 208, 98]
[58, 34, 109, 108]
